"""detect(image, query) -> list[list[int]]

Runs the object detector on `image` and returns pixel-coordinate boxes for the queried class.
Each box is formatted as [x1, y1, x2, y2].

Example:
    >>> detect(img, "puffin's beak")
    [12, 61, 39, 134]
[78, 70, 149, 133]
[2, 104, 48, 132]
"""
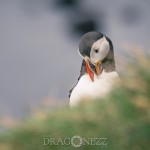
[96, 61, 102, 75]
[85, 57, 94, 82]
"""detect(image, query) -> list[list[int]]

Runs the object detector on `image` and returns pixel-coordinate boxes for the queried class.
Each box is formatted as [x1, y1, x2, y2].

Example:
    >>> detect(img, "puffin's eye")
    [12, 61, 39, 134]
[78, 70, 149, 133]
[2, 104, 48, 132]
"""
[94, 49, 99, 53]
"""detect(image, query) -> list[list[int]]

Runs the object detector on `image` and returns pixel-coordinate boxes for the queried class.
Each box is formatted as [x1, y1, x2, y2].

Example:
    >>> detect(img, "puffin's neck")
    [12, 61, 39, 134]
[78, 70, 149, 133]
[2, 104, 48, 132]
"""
[79, 59, 116, 78]
[102, 59, 116, 72]
[101, 48, 116, 72]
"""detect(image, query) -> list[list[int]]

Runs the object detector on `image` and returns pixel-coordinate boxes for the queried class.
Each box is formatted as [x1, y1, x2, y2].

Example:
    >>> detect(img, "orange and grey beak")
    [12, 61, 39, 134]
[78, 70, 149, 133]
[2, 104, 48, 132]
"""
[85, 57, 94, 82]
[85, 57, 102, 82]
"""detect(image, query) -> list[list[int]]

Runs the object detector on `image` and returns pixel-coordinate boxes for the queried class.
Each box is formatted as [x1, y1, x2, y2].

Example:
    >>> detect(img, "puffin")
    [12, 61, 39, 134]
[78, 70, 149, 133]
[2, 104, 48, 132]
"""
[69, 31, 119, 107]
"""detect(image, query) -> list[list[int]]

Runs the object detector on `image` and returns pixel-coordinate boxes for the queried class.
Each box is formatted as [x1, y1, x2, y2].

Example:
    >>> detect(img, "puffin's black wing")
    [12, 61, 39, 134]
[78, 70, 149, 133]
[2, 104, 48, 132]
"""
[69, 60, 86, 98]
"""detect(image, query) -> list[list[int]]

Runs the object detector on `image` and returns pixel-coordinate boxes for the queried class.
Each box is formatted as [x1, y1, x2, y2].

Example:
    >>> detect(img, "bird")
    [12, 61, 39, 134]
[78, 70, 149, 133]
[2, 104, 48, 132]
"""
[69, 31, 119, 107]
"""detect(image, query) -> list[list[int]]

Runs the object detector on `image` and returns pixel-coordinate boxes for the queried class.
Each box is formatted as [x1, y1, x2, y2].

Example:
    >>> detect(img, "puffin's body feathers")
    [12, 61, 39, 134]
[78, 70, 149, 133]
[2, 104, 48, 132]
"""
[70, 71, 119, 107]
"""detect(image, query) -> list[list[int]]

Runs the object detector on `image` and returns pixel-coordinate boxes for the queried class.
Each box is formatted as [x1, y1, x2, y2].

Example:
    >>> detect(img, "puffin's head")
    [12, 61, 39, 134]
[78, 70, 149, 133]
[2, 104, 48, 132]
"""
[79, 31, 114, 81]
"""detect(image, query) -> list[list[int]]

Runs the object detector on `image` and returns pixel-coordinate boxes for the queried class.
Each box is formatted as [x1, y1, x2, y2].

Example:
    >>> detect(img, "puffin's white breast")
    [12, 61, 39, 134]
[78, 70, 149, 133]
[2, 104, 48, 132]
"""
[70, 71, 119, 107]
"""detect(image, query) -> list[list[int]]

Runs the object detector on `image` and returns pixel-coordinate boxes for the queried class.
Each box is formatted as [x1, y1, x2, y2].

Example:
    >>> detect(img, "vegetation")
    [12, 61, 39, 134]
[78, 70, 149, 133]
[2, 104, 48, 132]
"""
[0, 52, 150, 150]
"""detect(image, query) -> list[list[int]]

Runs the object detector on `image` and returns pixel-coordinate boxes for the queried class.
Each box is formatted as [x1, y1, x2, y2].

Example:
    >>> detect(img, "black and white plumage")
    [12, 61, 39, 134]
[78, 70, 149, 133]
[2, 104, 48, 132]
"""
[69, 32, 119, 107]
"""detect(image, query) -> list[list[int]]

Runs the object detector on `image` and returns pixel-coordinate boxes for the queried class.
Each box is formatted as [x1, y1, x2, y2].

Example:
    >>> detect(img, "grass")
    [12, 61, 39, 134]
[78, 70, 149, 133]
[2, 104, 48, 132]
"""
[0, 51, 150, 150]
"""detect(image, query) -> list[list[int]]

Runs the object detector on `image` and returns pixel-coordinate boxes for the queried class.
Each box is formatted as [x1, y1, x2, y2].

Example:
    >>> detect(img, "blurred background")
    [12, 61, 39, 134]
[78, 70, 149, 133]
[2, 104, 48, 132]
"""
[0, 0, 150, 121]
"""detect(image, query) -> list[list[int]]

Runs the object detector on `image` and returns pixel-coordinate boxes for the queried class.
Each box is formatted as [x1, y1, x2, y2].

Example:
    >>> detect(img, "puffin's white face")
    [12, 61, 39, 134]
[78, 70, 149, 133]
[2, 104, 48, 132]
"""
[90, 36, 110, 64]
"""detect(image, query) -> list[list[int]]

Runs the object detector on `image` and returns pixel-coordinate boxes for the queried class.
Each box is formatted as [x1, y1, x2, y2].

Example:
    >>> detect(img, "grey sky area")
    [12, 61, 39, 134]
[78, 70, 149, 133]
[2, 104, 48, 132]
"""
[0, 0, 150, 119]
